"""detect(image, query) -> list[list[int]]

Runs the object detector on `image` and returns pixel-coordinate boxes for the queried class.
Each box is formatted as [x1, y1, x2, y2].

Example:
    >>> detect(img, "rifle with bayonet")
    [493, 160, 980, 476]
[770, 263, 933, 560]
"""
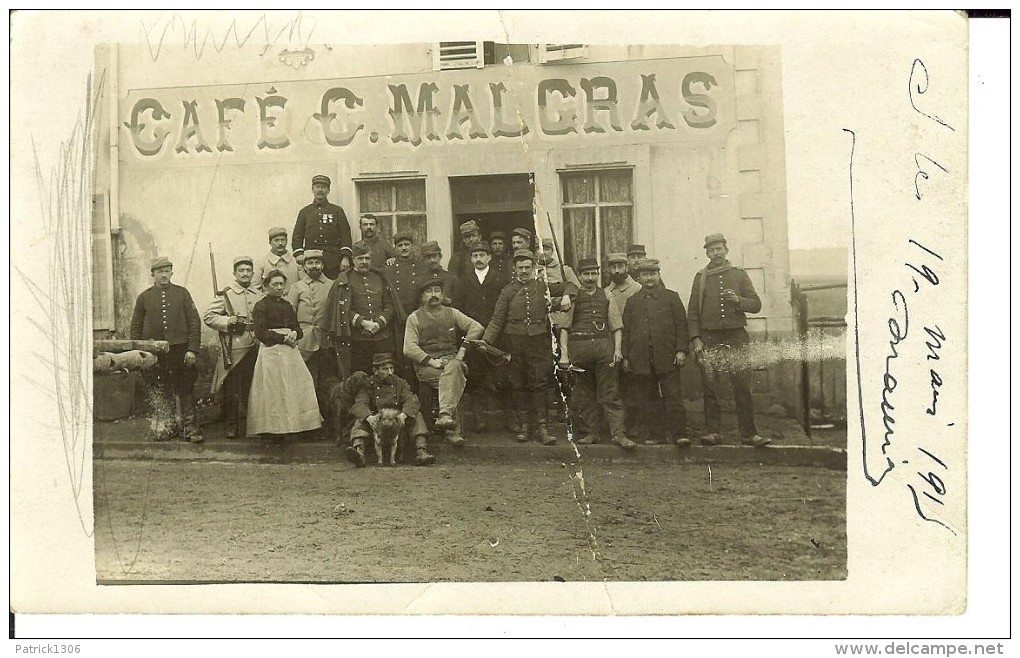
[209, 244, 234, 370]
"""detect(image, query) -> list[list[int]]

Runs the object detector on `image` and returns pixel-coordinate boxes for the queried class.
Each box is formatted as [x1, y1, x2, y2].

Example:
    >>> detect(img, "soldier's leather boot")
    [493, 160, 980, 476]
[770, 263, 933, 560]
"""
[533, 391, 556, 445]
[181, 393, 204, 443]
[414, 435, 436, 465]
[345, 438, 367, 467]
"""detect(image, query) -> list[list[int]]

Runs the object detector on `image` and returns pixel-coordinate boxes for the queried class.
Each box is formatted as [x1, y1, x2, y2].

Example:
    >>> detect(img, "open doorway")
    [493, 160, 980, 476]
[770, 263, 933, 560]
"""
[449, 174, 535, 247]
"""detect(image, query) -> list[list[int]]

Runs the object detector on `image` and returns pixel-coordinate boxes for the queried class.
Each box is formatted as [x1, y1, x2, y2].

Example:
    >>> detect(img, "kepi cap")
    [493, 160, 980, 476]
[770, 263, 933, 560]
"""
[268, 226, 288, 240]
[489, 230, 506, 240]
[420, 240, 442, 256]
[417, 276, 445, 297]
[467, 239, 491, 255]
[513, 248, 536, 262]
[372, 352, 396, 367]
[303, 249, 324, 261]
[232, 255, 254, 269]
[626, 244, 647, 256]
[512, 227, 532, 240]
[392, 231, 415, 245]
[703, 233, 727, 249]
[351, 243, 371, 257]
[150, 256, 172, 271]
[606, 252, 628, 265]
[576, 257, 600, 272]
[458, 220, 480, 235]
[312, 174, 331, 186]
[635, 258, 660, 272]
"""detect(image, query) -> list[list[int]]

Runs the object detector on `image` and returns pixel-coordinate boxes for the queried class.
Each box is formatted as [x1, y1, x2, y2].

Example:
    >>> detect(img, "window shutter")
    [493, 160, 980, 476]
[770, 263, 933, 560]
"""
[536, 44, 588, 64]
[433, 41, 485, 70]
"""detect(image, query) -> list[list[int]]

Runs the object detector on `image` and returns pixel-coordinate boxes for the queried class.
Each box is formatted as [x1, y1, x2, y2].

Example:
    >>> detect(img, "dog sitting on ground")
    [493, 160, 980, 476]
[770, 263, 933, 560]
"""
[367, 406, 403, 466]
[324, 372, 369, 447]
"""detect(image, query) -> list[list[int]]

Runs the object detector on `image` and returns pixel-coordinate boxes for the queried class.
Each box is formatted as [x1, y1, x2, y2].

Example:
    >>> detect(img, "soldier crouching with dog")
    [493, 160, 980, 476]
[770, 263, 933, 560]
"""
[345, 352, 436, 467]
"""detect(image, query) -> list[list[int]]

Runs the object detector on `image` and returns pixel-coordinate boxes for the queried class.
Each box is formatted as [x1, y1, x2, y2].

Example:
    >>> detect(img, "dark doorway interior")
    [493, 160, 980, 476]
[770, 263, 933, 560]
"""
[449, 174, 535, 247]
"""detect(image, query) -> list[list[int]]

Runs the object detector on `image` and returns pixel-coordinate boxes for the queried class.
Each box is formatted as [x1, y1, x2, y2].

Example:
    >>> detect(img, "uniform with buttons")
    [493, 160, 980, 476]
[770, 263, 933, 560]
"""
[292, 200, 353, 278]
[385, 256, 422, 314]
[347, 269, 397, 373]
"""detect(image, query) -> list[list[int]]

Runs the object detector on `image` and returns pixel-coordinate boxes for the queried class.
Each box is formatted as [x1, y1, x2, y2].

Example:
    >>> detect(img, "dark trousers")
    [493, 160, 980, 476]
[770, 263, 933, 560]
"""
[569, 337, 626, 439]
[305, 348, 338, 425]
[505, 333, 552, 392]
[634, 368, 688, 441]
[698, 327, 758, 437]
[223, 349, 258, 428]
[142, 344, 200, 436]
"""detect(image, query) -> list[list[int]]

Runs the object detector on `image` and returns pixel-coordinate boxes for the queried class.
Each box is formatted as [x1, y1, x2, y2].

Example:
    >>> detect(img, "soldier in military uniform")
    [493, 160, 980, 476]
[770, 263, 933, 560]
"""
[130, 257, 204, 442]
[353, 213, 398, 270]
[287, 249, 336, 428]
[559, 258, 636, 450]
[687, 233, 769, 448]
[346, 352, 436, 467]
[338, 243, 400, 376]
[203, 255, 264, 438]
[453, 240, 510, 431]
[419, 241, 460, 308]
[626, 244, 647, 280]
[292, 174, 353, 279]
[447, 219, 484, 277]
[385, 231, 424, 314]
[253, 226, 301, 295]
[622, 259, 691, 447]
[481, 249, 557, 445]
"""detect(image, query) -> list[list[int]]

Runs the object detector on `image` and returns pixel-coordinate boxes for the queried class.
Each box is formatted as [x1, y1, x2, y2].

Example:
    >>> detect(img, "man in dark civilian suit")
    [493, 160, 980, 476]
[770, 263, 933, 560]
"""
[621, 258, 691, 447]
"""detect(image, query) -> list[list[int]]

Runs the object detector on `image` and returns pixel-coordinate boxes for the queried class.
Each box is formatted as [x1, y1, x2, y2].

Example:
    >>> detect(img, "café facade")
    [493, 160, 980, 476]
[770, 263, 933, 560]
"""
[93, 41, 792, 398]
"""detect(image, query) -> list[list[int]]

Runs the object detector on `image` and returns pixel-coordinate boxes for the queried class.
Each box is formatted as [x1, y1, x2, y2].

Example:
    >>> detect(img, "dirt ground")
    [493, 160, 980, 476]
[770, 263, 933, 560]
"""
[95, 460, 846, 583]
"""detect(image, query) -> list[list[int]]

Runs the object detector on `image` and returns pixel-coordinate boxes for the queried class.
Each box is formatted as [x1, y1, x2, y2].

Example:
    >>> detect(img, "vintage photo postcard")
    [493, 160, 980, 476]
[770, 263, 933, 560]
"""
[10, 9, 973, 621]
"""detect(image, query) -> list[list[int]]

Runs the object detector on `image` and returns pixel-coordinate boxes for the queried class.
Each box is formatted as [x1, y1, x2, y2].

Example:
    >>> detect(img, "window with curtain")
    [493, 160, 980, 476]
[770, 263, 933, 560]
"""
[560, 169, 633, 268]
[356, 179, 428, 246]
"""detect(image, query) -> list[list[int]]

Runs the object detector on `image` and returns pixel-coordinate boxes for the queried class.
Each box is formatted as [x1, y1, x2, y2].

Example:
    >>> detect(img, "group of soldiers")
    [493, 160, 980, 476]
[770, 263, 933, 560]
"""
[130, 173, 770, 466]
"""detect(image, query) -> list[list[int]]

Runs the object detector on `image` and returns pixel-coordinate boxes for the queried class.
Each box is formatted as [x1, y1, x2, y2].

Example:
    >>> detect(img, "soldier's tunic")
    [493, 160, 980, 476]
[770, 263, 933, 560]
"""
[353, 236, 398, 271]
[385, 256, 424, 315]
[347, 269, 397, 374]
[253, 250, 301, 294]
[349, 372, 429, 443]
[288, 274, 336, 412]
[483, 277, 552, 393]
[563, 287, 626, 440]
[490, 252, 514, 282]
[203, 282, 264, 394]
[292, 200, 352, 279]
[687, 262, 762, 438]
[622, 284, 690, 441]
[130, 283, 202, 395]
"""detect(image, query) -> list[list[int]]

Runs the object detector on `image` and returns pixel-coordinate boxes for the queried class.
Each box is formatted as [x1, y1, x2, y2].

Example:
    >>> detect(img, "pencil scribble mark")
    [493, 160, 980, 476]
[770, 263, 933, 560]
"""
[140, 11, 317, 62]
[16, 70, 108, 538]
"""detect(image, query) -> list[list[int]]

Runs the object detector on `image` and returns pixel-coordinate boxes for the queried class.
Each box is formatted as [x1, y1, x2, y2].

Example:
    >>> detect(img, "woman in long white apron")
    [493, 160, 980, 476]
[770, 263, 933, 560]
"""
[246, 270, 322, 436]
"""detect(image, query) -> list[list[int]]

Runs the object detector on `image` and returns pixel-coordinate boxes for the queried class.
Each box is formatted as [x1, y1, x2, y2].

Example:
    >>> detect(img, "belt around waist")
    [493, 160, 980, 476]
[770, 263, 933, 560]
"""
[569, 333, 610, 340]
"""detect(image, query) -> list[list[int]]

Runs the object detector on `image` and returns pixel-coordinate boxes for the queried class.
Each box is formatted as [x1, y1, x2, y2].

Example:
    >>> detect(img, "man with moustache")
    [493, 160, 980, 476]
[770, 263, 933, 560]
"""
[510, 226, 533, 254]
[622, 259, 691, 447]
[288, 249, 336, 427]
[254, 226, 301, 295]
[558, 258, 635, 450]
[453, 240, 509, 432]
[687, 233, 769, 448]
[604, 252, 643, 438]
[353, 213, 398, 270]
[447, 219, 484, 277]
[204, 255, 264, 439]
[418, 241, 460, 308]
[385, 231, 424, 315]
[292, 174, 353, 279]
[339, 243, 399, 375]
[131, 257, 204, 442]
[404, 277, 484, 446]
[481, 249, 557, 445]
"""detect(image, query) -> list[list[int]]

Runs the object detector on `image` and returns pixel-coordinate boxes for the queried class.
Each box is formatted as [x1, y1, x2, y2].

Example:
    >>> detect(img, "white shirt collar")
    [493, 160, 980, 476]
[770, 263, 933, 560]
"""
[474, 266, 489, 283]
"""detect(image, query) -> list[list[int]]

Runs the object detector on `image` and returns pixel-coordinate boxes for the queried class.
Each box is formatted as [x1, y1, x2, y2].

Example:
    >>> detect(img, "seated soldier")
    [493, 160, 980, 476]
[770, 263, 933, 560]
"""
[403, 276, 484, 446]
[346, 353, 435, 467]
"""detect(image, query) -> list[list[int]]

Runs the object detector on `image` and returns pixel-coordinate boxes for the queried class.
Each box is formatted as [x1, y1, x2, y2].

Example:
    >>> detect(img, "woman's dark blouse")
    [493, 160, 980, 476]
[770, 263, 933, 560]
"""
[253, 295, 303, 346]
